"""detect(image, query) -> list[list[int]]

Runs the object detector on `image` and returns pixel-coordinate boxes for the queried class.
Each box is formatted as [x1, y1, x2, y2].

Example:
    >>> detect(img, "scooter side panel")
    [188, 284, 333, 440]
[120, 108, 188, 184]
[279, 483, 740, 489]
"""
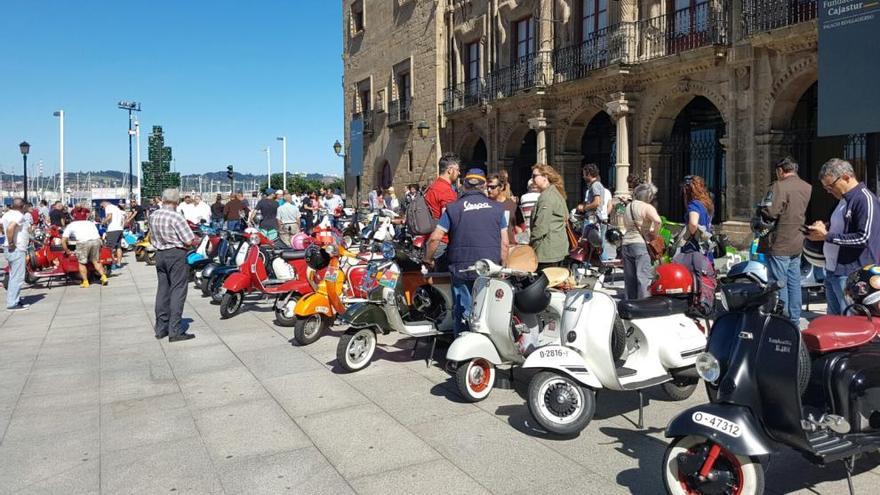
[564, 290, 619, 387]
[446, 332, 504, 365]
[338, 302, 390, 330]
[294, 292, 333, 317]
[521, 345, 602, 388]
[665, 403, 774, 456]
[633, 315, 706, 370]
[222, 272, 251, 293]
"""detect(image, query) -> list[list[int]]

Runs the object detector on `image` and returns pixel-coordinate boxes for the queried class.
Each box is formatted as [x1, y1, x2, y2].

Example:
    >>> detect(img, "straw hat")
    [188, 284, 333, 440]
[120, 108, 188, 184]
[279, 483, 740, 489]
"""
[507, 245, 538, 273]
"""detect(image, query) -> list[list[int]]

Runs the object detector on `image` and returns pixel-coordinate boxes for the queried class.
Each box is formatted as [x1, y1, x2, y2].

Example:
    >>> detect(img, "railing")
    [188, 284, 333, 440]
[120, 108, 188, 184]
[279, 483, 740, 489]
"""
[443, 79, 486, 112]
[742, 0, 817, 36]
[353, 110, 374, 135]
[633, 3, 728, 61]
[553, 25, 616, 84]
[387, 99, 411, 125]
[485, 53, 538, 100]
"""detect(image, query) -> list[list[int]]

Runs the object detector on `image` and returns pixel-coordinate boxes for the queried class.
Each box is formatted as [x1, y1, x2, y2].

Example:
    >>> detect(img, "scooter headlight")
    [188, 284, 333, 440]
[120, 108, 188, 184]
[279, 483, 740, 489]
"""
[720, 289, 729, 312]
[474, 260, 490, 277]
[695, 352, 721, 383]
[248, 235, 260, 246]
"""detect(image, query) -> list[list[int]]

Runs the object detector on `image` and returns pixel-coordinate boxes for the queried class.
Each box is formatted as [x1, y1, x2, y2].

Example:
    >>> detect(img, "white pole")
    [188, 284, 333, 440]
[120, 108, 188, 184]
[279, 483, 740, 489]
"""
[265, 147, 271, 189]
[54, 110, 65, 205]
[135, 120, 141, 204]
[277, 136, 287, 191]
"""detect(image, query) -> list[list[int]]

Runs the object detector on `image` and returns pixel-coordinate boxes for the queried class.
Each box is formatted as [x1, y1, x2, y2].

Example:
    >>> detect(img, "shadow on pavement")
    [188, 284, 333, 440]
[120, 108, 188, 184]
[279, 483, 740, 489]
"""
[599, 425, 668, 494]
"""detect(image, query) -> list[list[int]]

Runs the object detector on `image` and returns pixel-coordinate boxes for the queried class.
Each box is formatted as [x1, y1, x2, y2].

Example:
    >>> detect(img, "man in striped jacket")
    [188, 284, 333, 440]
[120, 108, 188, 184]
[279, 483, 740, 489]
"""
[808, 158, 880, 315]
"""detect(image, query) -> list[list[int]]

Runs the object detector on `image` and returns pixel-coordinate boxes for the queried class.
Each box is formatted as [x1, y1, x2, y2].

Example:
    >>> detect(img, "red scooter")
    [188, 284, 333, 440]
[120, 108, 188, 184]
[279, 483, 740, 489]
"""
[218, 233, 313, 319]
[23, 225, 113, 284]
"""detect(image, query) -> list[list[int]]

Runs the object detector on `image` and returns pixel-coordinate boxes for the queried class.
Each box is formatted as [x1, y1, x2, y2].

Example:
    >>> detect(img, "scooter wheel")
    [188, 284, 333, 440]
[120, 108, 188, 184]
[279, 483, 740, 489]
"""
[145, 252, 156, 266]
[210, 278, 227, 304]
[220, 292, 243, 319]
[290, 313, 328, 342]
[527, 371, 595, 436]
[336, 327, 376, 372]
[24, 269, 39, 285]
[662, 436, 764, 495]
[455, 359, 496, 402]
[274, 297, 304, 330]
[199, 276, 212, 297]
[1, 272, 7, 290]
[659, 377, 699, 402]
[135, 248, 145, 262]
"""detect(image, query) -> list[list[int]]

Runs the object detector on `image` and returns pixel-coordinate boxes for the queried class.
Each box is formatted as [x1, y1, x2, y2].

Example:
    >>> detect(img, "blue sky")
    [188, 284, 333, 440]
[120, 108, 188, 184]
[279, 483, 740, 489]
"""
[0, 0, 343, 177]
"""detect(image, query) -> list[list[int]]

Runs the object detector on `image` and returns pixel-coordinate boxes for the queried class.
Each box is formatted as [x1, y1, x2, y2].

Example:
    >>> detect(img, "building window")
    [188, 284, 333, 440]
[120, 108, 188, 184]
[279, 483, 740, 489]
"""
[671, 0, 709, 35]
[512, 17, 535, 62]
[351, 1, 365, 34]
[397, 71, 410, 106]
[356, 79, 371, 115]
[581, 0, 608, 40]
[465, 42, 480, 82]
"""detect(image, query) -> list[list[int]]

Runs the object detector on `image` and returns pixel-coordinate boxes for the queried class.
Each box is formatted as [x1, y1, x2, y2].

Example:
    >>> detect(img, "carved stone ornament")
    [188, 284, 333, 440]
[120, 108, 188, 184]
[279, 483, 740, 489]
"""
[736, 67, 751, 91]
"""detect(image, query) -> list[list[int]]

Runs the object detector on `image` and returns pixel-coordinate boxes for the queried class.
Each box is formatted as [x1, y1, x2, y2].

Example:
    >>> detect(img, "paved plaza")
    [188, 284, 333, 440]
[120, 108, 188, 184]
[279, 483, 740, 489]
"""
[2, 255, 880, 494]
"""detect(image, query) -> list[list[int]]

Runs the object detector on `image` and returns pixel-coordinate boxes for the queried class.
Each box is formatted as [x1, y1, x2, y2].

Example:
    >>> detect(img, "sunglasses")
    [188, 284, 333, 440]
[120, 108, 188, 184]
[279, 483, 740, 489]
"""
[823, 176, 842, 192]
[487, 184, 500, 190]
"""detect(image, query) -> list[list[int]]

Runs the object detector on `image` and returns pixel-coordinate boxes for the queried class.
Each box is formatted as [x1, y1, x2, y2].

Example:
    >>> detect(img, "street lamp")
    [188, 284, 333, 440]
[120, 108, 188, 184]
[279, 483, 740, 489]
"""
[117, 100, 141, 201]
[264, 146, 271, 190]
[416, 120, 430, 140]
[19, 141, 30, 201]
[333, 140, 344, 157]
[53, 111, 65, 205]
[276, 136, 287, 191]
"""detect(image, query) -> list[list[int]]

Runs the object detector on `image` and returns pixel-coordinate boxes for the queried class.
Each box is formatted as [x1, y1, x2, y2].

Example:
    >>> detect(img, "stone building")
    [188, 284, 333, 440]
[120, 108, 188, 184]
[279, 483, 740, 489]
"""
[343, 0, 880, 236]
[341, 0, 446, 204]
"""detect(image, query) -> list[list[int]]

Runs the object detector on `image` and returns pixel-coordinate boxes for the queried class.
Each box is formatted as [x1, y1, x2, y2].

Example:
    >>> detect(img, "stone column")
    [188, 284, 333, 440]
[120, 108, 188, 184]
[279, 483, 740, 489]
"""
[528, 109, 549, 165]
[537, 0, 555, 86]
[605, 93, 633, 197]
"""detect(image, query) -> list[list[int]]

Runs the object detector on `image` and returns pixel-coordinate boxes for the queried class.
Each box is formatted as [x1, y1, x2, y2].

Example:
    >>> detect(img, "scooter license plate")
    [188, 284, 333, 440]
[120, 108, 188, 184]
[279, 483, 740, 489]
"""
[691, 411, 742, 438]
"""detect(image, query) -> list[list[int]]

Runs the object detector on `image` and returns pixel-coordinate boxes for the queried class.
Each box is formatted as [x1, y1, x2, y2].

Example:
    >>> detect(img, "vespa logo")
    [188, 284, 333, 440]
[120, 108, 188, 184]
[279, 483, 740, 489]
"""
[463, 201, 492, 212]
[495, 289, 504, 300]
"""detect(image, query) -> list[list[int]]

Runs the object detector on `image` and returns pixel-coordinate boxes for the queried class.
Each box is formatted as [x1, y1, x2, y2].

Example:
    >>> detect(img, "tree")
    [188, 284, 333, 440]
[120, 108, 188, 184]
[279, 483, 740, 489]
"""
[259, 174, 344, 195]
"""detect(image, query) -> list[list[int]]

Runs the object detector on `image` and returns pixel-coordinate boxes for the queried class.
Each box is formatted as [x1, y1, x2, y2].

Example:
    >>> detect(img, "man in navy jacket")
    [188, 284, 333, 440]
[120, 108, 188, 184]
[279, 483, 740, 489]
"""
[808, 158, 880, 314]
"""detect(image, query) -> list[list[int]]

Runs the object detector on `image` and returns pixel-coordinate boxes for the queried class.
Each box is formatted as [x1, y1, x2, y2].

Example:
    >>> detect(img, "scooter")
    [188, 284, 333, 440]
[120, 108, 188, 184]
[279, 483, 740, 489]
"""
[661, 269, 880, 495]
[135, 231, 156, 265]
[521, 262, 707, 435]
[445, 246, 567, 402]
[194, 230, 241, 294]
[334, 241, 453, 372]
[206, 229, 280, 304]
[24, 227, 114, 284]
[218, 233, 312, 319]
[119, 229, 142, 251]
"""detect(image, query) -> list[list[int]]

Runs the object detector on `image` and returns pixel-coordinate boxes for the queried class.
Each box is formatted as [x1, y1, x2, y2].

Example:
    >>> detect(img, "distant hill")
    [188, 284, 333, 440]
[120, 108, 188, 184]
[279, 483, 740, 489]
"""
[10, 170, 341, 187]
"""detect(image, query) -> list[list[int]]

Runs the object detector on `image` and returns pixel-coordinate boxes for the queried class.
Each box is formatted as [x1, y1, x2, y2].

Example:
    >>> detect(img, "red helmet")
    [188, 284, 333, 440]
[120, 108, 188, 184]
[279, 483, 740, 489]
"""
[649, 263, 694, 296]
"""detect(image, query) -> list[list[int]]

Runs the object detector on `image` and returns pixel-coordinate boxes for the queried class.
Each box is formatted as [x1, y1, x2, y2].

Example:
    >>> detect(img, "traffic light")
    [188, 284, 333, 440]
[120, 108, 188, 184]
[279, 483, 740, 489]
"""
[226, 165, 234, 180]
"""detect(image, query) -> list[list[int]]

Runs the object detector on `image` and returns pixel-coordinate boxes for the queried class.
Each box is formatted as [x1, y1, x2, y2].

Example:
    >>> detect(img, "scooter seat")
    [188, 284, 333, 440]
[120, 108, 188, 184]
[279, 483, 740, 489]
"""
[617, 296, 689, 320]
[803, 315, 879, 353]
[276, 249, 306, 261]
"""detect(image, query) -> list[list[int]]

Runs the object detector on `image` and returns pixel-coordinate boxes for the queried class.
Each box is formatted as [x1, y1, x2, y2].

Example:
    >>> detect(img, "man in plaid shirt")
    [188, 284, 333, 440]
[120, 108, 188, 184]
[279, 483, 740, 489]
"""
[149, 188, 199, 342]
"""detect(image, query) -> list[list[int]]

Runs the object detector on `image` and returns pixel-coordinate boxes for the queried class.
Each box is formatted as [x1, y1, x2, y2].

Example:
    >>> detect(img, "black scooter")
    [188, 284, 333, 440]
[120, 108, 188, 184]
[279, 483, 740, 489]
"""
[661, 278, 880, 494]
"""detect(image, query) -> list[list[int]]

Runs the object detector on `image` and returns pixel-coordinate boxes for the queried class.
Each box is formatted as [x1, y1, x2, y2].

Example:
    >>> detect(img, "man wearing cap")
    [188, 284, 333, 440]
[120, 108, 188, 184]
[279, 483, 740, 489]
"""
[62, 205, 108, 288]
[424, 169, 508, 335]
[149, 189, 199, 342]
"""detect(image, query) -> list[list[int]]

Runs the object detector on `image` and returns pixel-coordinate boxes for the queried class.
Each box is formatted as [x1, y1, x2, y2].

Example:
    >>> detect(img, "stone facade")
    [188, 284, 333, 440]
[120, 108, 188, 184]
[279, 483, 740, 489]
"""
[342, 0, 446, 203]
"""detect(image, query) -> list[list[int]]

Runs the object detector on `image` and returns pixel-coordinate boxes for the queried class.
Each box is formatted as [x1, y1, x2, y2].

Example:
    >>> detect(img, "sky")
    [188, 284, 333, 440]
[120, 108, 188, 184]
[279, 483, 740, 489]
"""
[0, 0, 344, 178]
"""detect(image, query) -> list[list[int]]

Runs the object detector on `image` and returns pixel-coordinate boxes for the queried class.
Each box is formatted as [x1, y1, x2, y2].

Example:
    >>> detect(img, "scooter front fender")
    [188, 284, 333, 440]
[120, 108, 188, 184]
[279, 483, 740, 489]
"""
[294, 292, 333, 317]
[201, 262, 221, 279]
[338, 302, 389, 331]
[446, 332, 503, 365]
[665, 403, 774, 456]
[222, 272, 251, 293]
[521, 345, 603, 388]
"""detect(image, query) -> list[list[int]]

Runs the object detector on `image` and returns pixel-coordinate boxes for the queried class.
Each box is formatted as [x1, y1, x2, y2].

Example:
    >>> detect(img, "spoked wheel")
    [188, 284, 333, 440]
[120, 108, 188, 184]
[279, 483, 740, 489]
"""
[455, 358, 496, 402]
[219, 292, 244, 319]
[527, 371, 596, 436]
[662, 436, 763, 495]
[660, 377, 700, 402]
[290, 313, 327, 342]
[336, 327, 377, 372]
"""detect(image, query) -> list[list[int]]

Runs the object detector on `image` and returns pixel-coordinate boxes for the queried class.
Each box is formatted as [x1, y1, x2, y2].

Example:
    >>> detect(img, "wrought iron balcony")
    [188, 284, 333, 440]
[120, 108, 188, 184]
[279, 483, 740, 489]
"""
[485, 53, 539, 100]
[553, 25, 617, 84]
[633, 3, 729, 61]
[743, 0, 817, 36]
[387, 99, 411, 126]
[353, 110, 374, 135]
[443, 79, 486, 113]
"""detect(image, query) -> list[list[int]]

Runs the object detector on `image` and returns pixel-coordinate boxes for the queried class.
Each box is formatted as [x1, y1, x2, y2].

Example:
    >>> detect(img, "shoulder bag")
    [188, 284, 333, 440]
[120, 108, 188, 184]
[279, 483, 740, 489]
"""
[629, 202, 665, 262]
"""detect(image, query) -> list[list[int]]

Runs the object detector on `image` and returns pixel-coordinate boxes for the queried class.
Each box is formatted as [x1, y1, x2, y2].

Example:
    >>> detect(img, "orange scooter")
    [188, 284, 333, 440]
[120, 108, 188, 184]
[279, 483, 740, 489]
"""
[281, 244, 376, 345]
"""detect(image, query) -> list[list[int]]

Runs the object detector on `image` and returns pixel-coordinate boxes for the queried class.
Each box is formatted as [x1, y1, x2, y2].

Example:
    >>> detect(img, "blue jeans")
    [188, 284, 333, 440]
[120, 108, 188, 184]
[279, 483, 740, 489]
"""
[5, 250, 26, 309]
[824, 272, 849, 316]
[225, 220, 240, 232]
[451, 277, 475, 337]
[766, 255, 802, 326]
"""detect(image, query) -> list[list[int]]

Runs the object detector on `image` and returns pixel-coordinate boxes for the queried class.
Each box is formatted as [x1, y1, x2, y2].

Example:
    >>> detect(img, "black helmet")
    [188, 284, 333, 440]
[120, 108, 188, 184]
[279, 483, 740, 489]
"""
[304, 244, 330, 270]
[513, 273, 551, 314]
[802, 239, 825, 268]
[750, 209, 777, 238]
[605, 227, 623, 247]
[585, 223, 603, 248]
[845, 265, 880, 315]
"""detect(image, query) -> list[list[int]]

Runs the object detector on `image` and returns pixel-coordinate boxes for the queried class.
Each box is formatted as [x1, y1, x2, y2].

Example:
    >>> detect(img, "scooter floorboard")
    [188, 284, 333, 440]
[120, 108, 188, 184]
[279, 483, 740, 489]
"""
[806, 431, 880, 464]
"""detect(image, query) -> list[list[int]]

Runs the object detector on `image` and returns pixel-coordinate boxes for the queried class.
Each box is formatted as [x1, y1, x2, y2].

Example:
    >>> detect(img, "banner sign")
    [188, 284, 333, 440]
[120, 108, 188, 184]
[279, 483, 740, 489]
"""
[818, 0, 880, 136]
[349, 118, 364, 177]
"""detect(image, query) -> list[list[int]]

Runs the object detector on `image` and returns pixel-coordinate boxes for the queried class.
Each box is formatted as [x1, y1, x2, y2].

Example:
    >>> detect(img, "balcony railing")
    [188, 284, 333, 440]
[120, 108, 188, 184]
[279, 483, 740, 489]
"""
[353, 110, 374, 135]
[443, 79, 486, 112]
[633, 3, 728, 61]
[743, 0, 817, 36]
[485, 53, 539, 100]
[387, 99, 411, 126]
[553, 25, 617, 84]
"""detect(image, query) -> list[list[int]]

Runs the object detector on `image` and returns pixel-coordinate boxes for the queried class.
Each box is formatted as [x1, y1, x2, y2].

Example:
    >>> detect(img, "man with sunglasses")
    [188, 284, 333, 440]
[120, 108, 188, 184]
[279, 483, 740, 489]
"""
[807, 158, 880, 315]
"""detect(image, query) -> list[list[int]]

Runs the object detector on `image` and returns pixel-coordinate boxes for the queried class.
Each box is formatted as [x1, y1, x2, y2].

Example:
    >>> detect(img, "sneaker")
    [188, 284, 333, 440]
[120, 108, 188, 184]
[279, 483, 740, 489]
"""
[100, 275, 109, 286]
[6, 304, 29, 312]
[81, 280, 90, 288]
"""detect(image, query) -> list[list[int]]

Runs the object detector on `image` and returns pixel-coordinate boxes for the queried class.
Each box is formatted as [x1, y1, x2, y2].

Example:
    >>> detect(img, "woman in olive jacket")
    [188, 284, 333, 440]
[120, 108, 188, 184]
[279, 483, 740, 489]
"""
[529, 163, 569, 268]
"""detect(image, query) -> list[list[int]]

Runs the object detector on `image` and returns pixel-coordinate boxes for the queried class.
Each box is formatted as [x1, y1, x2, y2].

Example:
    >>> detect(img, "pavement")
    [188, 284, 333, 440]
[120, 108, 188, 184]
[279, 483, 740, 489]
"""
[2, 253, 880, 494]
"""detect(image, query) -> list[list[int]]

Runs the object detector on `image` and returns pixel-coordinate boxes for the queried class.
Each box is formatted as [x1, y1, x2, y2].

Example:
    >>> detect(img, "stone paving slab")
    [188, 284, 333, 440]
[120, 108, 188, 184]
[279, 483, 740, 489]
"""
[1, 253, 879, 494]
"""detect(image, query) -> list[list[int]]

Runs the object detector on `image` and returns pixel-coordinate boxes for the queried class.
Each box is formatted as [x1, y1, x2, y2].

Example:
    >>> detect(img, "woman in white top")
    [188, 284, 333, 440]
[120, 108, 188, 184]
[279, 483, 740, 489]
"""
[622, 183, 662, 300]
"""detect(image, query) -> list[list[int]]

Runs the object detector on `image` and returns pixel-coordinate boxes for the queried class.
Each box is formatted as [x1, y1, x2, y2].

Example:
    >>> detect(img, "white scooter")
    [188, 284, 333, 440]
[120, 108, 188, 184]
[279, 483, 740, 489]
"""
[446, 247, 567, 402]
[522, 263, 707, 436]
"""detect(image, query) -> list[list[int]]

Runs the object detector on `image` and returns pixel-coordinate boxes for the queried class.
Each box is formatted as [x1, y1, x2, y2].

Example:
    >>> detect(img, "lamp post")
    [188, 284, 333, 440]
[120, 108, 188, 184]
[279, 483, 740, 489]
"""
[416, 120, 430, 140]
[333, 140, 344, 157]
[276, 136, 287, 192]
[53, 111, 65, 205]
[117, 101, 141, 201]
[19, 142, 30, 202]
[264, 147, 271, 190]
[135, 120, 142, 204]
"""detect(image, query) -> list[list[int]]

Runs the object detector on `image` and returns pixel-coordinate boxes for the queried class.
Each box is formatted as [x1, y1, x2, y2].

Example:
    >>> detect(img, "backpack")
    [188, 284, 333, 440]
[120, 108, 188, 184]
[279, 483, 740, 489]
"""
[405, 191, 437, 235]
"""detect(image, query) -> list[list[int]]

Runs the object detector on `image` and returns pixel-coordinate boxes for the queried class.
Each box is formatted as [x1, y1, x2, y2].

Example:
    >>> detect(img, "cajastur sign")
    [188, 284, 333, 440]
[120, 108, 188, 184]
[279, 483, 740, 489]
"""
[818, 0, 880, 136]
